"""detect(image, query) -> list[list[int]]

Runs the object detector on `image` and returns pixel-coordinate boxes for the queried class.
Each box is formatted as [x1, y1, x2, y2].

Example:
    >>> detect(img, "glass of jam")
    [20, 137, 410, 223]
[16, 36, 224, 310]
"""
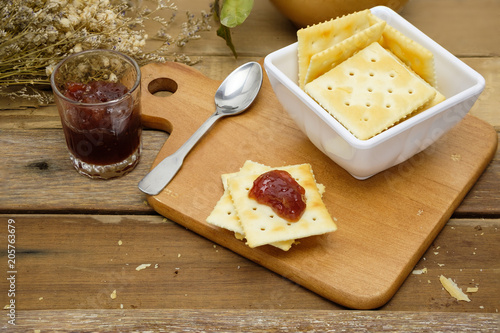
[50, 49, 142, 179]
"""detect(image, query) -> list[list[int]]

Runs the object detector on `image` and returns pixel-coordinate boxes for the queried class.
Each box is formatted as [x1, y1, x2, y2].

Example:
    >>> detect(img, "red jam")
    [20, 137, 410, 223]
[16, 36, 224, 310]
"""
[248, 170, 306, 222]
[60, 81, 141, 165]
[64, 81, 129, 104]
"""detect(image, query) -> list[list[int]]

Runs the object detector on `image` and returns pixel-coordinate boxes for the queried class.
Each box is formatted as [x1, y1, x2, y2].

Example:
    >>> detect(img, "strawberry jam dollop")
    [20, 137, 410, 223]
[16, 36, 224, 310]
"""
[248, 170, 306, 222]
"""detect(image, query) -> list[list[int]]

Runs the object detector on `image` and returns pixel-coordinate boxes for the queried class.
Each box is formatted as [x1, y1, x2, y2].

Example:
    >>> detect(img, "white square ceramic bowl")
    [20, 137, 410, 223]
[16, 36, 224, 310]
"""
[264, 6, 485, 179]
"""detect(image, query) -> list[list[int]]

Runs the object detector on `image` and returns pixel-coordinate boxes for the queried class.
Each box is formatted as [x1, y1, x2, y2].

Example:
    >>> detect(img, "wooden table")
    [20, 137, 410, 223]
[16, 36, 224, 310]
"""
[1, 0, 498, 331]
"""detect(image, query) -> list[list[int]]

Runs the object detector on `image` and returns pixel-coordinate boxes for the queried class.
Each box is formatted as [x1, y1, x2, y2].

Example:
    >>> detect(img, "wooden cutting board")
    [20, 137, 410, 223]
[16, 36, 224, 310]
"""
[139, 61, 497, 309]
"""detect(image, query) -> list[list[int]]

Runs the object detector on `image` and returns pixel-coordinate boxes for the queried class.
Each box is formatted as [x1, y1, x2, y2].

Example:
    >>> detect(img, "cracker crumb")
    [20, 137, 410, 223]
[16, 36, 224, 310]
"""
[154, 264, 159, 269]
[38, 297, 43, 301]
[177, 253, 181, 258]
[417, 209, 424, 216]
[135, 264, 151, 271]
[120, 304, 124, 309]
[110, 290, 117, 300]
[412, 267, 428, 275]
[451, 153, 461, 161]
[467, 287, 479, 293]
[439, 275, 470, 302]
[437, 263, 445, 267]
[118, 240, 123, 246]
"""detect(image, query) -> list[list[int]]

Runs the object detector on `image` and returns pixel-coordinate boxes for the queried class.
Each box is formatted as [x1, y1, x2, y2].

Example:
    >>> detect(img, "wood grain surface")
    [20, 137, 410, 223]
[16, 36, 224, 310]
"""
[1, 0, 499, 330]
[1, 214, 498, 313]
[5, 309, 499, 332]
[138, 61, 497, 309]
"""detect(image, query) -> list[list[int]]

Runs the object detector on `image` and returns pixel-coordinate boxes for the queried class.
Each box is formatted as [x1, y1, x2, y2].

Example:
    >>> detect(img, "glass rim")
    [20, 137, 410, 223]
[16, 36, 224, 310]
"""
[50, 49, 141, 107]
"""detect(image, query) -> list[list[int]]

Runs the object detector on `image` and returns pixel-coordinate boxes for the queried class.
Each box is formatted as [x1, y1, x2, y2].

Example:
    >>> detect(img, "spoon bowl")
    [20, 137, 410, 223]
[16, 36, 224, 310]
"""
[139, 62, 263, 195]
[215, 62, 263, 115]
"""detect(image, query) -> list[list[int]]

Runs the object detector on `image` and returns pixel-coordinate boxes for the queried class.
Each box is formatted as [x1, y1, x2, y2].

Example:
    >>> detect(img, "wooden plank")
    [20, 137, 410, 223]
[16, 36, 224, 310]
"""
[1, 56, 499, 129]
[0, 129, 164, 213]
[1, 214, 497, 313]
[399, 0, 500, 57]
[462, 58, 500, 128]
[3, 309, 499, 332]
[455, 132, 500, 216]
[1, 128, 498, 215]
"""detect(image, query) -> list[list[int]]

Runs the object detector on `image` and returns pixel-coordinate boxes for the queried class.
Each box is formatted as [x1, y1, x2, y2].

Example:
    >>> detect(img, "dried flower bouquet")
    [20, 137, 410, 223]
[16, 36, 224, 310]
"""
[0, 0, 212, 103]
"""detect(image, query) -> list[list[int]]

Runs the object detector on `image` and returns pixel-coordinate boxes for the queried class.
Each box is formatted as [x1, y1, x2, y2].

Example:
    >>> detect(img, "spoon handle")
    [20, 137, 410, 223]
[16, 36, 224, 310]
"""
[138, 111, 223, 195]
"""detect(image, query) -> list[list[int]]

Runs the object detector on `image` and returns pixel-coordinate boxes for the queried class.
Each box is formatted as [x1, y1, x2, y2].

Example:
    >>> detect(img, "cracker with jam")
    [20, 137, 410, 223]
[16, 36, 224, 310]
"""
[206, 160, 336, 250]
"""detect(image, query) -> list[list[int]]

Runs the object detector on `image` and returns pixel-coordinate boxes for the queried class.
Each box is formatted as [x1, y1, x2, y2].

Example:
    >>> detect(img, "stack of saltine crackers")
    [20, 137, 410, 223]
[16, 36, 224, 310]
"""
[298, 10, 445, 140]
[206, 160, 337, 251]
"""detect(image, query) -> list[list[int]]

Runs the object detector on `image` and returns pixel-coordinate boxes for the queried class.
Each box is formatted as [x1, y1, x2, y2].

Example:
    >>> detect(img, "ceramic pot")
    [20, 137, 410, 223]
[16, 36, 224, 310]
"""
[269, 0, 409, 28]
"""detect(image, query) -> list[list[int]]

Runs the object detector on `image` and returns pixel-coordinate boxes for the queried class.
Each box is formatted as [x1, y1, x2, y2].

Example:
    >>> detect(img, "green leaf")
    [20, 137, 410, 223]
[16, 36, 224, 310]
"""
[219, 0, 254, 28]
[217, 24, 238, 58]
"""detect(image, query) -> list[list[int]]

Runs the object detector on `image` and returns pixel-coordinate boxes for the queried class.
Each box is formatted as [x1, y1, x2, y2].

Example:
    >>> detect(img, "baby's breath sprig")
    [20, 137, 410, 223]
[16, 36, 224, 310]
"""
[0, 0, 212, 104]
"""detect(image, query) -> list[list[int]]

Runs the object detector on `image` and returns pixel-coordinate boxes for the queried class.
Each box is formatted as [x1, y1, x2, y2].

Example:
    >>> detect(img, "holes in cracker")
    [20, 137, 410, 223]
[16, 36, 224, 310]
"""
[269, 215, 274, 219]
[408, 89, 414, 95]
[365, 102, 371, 108]
[386, 103, 392, 109]
[260, 227, 266, 231]
[349, 71, 355, 76]
[327, 86, 333, 91]
[344, 101, 351, 107]
[389, 72, 396, 78]
[369, 72, 375, 77]
[367, 87, 373, 93]
[388, 88, 393, 94]
[252, 207, 257, 211]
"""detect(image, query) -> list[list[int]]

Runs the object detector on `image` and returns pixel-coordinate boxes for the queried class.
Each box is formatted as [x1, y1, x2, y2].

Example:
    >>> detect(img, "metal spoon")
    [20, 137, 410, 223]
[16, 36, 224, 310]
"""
[138, 61, 263, 195]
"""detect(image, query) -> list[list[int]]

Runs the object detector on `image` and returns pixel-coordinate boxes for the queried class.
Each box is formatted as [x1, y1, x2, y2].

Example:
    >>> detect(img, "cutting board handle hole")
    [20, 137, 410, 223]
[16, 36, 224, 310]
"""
[148, 78, 178, 98]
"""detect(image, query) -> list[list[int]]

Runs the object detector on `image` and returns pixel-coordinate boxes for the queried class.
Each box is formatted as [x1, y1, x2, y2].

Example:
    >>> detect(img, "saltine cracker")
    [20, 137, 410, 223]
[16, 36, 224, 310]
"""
[297, 10, 378, 89]
[227, 163, 337, 248]
[304, 20, 386, 87]
[379, 24, 437, 87]
[206, 161, 329, 251]
[305, 42, 437, 140]
[206, 161, 296, 251]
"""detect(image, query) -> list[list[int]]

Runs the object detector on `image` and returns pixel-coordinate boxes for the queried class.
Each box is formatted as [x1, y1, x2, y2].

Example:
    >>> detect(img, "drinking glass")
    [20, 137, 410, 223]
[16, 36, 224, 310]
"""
[51, 49, 142, 179]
